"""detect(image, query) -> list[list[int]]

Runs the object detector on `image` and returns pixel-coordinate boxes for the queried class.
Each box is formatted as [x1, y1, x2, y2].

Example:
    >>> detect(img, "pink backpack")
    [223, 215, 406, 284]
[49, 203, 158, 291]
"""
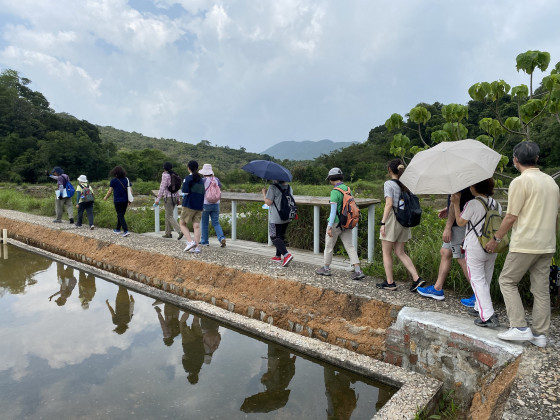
[205, 177, 222, 203]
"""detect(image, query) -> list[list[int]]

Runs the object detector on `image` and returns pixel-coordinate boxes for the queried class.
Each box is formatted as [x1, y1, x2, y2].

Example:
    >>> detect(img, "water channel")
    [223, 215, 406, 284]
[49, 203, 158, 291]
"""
[0, 244, 396, 419]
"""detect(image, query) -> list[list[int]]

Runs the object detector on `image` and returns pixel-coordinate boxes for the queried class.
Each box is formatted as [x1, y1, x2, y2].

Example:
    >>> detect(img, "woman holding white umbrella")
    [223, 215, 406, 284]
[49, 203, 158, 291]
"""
[377, 159, 425, 291]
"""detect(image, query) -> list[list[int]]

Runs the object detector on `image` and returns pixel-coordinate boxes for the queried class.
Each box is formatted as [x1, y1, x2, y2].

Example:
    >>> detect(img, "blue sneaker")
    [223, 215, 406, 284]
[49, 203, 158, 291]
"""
[417, 285, 445, 301]
[460, 294, 476, 308]
[113, 229, 121, 234]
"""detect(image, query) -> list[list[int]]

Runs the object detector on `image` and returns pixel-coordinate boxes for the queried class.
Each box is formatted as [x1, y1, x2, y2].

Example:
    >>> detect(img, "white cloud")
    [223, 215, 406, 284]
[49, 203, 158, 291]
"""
[0, 0, 559, 150]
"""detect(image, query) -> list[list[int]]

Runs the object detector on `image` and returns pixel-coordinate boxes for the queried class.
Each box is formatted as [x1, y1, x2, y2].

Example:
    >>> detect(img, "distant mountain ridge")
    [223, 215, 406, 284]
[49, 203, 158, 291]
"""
[262, 139, 358, 160]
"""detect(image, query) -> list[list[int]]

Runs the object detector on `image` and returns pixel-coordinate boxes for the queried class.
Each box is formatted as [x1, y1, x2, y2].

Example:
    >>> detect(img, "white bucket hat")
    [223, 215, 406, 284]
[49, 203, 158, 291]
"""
[199, 164, 214, 176]
[77, 175, 88, 183]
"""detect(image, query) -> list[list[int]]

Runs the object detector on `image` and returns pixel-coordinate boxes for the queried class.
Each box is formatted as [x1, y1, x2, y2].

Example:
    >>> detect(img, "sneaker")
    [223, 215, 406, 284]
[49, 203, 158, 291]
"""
[474, 314, 500, 328]
[282, 254, 293, 267]
[75, 225, 82, 228]
[183, 241, 196, 252]
[460, 294, 476, 308]
[199, 243, 209, 247]
[271, 256, 282, 262]
[315, 266, 332, 276]
[162, 233, 172, 238]
[417, 285, 445, 301]
[113, 229, 121, 234]
[53, 219, 62, 223]
[410, 277, 426, 292]
[90, 225, 95, 230]
[122, 231, 130, 237]
[351, 271, 366, 281]
[376, 281, 397, 290]
[189, 247, 201, 254]
[497, 327, 534, 342]
[69, 218, 74, 224]
[177, 232, 184, 240]
[467, 307, 479, 317]
[220, 238, 226, 247]
[530, 334, 547, 348]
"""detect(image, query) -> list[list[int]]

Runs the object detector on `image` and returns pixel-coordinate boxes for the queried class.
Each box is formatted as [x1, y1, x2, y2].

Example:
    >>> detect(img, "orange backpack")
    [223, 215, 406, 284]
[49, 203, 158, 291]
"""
[333, 186, 360, 230]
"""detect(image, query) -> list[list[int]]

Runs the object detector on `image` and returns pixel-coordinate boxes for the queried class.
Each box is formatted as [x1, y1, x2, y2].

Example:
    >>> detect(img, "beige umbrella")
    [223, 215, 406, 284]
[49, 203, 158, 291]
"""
[399, 139, 502, 195]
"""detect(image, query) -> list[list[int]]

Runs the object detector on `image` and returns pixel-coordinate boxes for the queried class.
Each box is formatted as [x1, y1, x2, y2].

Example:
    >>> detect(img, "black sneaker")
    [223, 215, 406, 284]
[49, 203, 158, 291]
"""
[69, 218, 74, 224]
[177, 232, 184, 240]
[474, 314, 500, 328]
[376, 281, 397, 290]
[467, 307, 479, 317]
[409, 277, 426, 292]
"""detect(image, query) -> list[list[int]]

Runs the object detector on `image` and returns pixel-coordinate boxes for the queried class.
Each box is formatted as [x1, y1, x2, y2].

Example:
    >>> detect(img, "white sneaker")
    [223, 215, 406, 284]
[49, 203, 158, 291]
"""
[530, 334, 547, 348]
[183, 241, 196, 252]
[189, 247, 201, 254]
[497, 327, 534, 342]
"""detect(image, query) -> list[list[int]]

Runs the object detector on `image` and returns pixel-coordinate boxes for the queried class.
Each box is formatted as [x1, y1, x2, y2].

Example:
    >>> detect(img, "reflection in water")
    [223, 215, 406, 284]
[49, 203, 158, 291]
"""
[48, 263, 77, 306]
[241, 344, 296, 413]
[78, 271, 96, 310]
[0, 245, 50, 295]
[0, 245, 397, 419]
[180, 312, 204, 384]
[154, 301, 180, 346]
[105, 285, 135, 334]
[324, 368, 358, 420]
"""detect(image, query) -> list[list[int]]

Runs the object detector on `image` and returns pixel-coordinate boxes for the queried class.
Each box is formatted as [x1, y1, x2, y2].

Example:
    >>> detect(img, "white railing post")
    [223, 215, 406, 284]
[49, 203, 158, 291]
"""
[154, 206, 160, 233]
[174, 205, 178, 221]
[1, 229, 6, 244]
[314, 205, 320, 254]
[2, 244, 6, 259]
[267, 207, 272, 246]
[231, 200, 237, 240]
[352, 225, 358, 251]
[368, 204, 375, 263]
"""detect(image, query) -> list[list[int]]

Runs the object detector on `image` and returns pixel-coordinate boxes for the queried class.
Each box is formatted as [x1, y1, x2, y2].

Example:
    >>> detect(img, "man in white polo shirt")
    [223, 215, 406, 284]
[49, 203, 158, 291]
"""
[486, 141, 560, 347]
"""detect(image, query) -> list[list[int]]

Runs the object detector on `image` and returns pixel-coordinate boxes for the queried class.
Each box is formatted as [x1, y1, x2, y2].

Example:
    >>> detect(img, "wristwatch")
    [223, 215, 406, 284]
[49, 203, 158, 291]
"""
[380, 222, 385, 226]
[493, 235, 502, 243]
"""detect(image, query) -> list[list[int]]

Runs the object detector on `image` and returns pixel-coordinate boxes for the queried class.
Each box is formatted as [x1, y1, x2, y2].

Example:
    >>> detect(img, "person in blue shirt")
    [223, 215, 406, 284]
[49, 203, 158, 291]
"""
[103, 166, 132, 237]
[180, 160, 205, 253]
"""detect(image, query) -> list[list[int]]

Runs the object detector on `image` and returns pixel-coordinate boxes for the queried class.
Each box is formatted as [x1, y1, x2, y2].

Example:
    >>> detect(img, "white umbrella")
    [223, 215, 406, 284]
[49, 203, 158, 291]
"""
[399, 139, 502, 195]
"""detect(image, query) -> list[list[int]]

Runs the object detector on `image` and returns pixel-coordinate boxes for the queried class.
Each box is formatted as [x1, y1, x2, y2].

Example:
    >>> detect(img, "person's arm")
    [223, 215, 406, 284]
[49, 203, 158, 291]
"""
[442, 203, 456, 242]
[485, 213, 518, 252]
[155, 173, 168, 203]
[262, 187, 273, 206]
[379, 197, 393, 238]
[103, 187, 114, 200]
[105, 299, 116, 317]
[450, 193, 469, 227]
[326, 202, 337, 237]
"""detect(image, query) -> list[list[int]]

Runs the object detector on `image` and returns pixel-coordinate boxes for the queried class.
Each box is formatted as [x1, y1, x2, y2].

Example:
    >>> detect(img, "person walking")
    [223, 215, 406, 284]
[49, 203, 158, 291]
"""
[199, 164, 226, 247]
[263, 180, 294, 267]
[75, 174, 95, 229]
[180, 160, 205, 253]
[486, 141, 560, 347]
[48, 166, 74, 224]
[315, 168, 365, 280]
[376, 159, 423, 291]
[451, 178, 501, 328]
[103, 166, 132, 237]
[417, 188, 473, 301]
[155, 162, 183, 239]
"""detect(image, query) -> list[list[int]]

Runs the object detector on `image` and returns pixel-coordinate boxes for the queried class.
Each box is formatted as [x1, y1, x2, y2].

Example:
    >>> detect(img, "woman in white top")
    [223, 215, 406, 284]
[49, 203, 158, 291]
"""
[451, 178, 502, 328]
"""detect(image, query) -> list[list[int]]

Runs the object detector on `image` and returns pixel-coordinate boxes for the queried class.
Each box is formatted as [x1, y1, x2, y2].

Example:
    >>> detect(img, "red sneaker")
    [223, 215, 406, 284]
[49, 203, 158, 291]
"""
[282, 254, 293, 267]
[271, 256, 282, 262]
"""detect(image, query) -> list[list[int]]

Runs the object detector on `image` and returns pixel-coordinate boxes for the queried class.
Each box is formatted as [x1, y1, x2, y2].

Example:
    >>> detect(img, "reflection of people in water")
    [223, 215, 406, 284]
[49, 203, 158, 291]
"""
[201, 318, 221, 365]
[240, 344, 296, 413]
[105, 286, 135, 334]
[154, 302, 180, 346]
[48, 263, 77, 306]
[324, 368, 358, 420]
[78, 271, 96, 310]
[180, 313, 204, 384]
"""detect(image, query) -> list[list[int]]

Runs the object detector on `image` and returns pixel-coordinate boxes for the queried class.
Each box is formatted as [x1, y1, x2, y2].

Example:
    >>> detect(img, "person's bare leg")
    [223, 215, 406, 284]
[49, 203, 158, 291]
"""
[193, 222, 201, 245]
[434, 248, 452, 290]
[394, 242, 419, 280]
[381, 240, 395, 284]
[180, 220, 192, 242]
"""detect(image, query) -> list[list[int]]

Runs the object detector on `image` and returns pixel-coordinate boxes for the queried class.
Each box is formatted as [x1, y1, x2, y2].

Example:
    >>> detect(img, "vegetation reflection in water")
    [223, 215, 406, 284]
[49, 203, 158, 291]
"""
[0, 245, 396, 419]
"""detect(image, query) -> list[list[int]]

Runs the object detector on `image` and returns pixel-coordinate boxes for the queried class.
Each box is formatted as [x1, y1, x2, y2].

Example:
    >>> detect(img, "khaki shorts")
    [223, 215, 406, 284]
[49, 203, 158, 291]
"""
[180, 207, 202, 225]
[380, 210, 411, 243]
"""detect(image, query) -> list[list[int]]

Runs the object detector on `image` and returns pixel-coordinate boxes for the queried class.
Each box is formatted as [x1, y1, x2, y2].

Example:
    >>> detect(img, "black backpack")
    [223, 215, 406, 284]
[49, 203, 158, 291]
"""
[272, 184, 297, 221]
[392, 180, 422, 227]
[167, 171, 183, 193]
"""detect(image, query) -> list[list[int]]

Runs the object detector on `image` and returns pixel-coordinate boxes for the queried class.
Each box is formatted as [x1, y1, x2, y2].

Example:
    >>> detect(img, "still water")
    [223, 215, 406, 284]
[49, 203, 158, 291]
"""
[0, 244, 396, 419]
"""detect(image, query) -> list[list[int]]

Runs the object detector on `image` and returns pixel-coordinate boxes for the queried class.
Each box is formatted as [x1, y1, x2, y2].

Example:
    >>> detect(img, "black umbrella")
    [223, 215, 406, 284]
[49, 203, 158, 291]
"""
[242, 160, 293, 182]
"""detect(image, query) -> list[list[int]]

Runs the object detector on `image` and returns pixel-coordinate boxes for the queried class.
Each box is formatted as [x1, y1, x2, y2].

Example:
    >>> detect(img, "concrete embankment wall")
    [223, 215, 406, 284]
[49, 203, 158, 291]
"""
[0, 213, 523, 418]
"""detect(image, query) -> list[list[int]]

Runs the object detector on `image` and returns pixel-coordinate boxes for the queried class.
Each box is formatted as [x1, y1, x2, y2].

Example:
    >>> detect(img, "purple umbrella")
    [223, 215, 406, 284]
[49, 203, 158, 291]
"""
[242, 160, 293, 182]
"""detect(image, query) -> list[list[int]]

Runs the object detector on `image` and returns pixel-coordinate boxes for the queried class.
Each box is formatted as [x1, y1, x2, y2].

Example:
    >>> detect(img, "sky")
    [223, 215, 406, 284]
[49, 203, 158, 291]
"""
[0, 1, 559, 153]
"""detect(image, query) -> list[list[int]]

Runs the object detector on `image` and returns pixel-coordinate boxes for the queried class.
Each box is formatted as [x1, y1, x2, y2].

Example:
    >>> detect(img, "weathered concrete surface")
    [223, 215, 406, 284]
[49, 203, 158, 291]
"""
[2, 208, 560, 419]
